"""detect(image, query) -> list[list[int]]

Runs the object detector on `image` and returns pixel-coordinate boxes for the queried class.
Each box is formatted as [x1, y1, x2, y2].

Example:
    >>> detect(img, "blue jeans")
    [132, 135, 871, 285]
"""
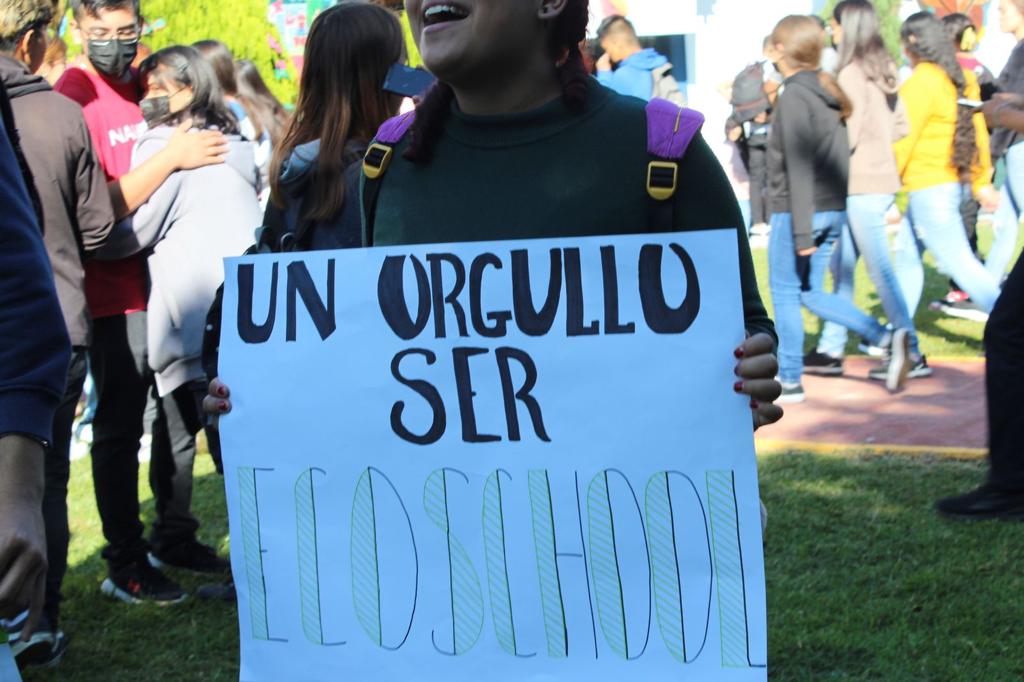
[989, 142, 1024, 280]
[818, 194, 920, 357]
[892, 183, 1003, 314]
[769, 211, 889, 384]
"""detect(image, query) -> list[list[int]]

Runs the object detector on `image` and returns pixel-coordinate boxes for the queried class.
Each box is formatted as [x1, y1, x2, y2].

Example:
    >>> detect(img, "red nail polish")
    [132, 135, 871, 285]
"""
[750, 399, 760, 409]
[734, 347, 745, 359]
[734, 381, 744, 393]
[219, 400, 229, 412]
[217, 387, 228, 398]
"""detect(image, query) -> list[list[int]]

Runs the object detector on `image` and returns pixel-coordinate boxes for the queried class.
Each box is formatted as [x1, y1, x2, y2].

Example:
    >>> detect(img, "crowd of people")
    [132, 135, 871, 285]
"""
[723, 1, 1024, 406]
[0, 0, 1020, 675]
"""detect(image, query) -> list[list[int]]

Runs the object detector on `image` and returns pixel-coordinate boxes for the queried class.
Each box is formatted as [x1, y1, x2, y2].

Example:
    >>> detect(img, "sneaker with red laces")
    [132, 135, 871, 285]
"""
[101, 560, 187, 605]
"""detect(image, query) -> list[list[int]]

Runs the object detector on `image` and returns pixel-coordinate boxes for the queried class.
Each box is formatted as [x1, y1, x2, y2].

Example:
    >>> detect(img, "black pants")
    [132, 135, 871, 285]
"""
[90, 313, 201, 571]
[986, 252, 1024, 490]
[42, 348, 87, 628]
[747, 145, 770, 226]
[149, 382, 203, 553]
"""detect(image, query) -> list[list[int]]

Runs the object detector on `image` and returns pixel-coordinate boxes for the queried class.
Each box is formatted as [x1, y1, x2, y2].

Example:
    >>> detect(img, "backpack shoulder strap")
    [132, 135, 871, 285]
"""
[362, 110, 417, 246]
[645, 98, 705, 230]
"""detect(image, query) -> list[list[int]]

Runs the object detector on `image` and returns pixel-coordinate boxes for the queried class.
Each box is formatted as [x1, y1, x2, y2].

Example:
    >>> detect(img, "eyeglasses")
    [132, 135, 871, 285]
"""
[85, 26, 140, 42]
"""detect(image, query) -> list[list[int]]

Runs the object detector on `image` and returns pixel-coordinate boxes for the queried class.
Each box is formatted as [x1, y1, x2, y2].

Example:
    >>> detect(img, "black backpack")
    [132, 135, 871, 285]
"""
[730, 61, 771, 124]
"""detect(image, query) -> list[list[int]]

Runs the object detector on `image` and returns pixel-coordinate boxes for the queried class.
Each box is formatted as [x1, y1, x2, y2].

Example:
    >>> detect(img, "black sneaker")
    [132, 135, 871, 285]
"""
[197, 579, 237, 602]
[4, 614, 65, 669]
[149, 541, 231, 574]
[777, 382, 805, 404]
[907, 356, 933, 379]
[101, 561, 187, 605]
[869, 355, 933, 382]
[936, 484, 1024, 521]
[803, 351, 844, 376]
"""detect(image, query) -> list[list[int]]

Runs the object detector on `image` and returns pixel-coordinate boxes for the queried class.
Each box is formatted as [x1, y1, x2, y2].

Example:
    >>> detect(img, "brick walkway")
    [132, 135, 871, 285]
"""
[755, 357, 987, 457]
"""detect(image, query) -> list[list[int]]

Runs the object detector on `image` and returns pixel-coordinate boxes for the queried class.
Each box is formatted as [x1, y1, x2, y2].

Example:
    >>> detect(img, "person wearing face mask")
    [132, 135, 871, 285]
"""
[95, 45, 260, 604]
[53, 0, 233, 608]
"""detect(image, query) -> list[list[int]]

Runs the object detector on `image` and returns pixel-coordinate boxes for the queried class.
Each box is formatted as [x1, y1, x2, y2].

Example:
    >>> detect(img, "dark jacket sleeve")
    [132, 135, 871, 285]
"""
[675, 133, 777, 343]
[73, 113, 116, 252]
[776, 87, 818, 252]
[0, 105, 71, 443]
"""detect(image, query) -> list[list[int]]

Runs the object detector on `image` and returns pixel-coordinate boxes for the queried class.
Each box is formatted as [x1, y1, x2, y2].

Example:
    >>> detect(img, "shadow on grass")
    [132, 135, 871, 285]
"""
[761, 452, 1024, 681]
[24, 461, 239, 682]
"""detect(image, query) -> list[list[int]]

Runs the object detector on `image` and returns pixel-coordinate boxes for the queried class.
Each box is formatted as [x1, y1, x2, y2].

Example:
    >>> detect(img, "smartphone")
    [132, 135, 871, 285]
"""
[383, 64, 436, 98]
[958, 98, 984, 111]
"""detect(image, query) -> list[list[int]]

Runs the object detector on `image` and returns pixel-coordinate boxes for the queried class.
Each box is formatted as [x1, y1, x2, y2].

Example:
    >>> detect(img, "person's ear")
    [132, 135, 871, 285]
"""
[537, 0, 569, 21]
[14, 31, 32, 62]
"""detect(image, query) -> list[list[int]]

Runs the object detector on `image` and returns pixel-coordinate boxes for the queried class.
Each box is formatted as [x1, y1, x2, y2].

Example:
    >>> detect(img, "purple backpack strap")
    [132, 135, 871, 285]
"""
[644, 99, 704, 223]
[364, 111, 417, 182]
[646, 98, 705, 160]
[375, 110, 417, 145]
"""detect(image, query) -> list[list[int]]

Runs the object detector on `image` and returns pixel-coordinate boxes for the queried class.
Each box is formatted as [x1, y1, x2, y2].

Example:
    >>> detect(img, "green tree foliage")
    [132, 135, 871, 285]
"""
[822, 0, 906, 59]
[140, 0, 299, 104]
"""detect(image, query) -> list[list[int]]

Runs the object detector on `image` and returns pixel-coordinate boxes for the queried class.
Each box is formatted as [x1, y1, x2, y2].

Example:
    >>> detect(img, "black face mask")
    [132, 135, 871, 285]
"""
[87, 38, 138, 78]
[140, 96, 170, 128]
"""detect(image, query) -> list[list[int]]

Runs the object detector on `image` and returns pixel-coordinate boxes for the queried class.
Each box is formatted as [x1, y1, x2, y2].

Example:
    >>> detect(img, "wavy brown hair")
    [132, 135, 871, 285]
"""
[771, 14, 853, 120]
[404, 0, 591, 164]
[901, 12, 976, 180]
[269, 2, 403, 221]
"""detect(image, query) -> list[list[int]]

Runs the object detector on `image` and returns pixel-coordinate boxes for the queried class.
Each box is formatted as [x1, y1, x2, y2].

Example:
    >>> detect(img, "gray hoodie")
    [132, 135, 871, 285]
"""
[99, 125, 261, 395]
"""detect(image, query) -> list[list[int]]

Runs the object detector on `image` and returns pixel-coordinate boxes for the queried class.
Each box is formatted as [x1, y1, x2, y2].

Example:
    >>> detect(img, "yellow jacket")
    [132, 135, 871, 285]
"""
[893, 62, 993, 195]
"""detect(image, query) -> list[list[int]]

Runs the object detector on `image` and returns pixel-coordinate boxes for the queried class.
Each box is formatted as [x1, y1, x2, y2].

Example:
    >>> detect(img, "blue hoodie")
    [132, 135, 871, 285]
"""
[0, 99, 70, 444]
[596, 48, 669, 102]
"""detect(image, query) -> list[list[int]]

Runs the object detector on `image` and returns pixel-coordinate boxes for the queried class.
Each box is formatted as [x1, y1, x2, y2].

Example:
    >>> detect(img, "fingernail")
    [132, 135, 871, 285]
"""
[217, 386, 228, 397]
[734, 381, 744, 394]
[219, 400, 229, 412]
[734, 347, 745, 359]
[750, 399, 760, 409]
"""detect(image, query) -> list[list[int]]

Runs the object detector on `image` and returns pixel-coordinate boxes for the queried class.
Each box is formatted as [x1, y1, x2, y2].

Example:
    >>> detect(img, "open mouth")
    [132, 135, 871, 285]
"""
[423, 2, 470, 27]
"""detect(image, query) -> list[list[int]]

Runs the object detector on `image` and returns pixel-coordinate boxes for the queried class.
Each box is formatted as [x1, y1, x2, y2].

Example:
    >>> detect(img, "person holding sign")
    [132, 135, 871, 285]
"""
[766, 15, 912, 404]
[207, 0, 782, 430]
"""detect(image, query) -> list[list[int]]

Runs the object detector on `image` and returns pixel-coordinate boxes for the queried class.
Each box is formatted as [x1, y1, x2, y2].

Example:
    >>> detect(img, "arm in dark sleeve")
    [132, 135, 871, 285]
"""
[675, 133, 777, 343]
[776, 89, 817, 252]
[0, 108, 71, 444]
[73, 114, 116, 252]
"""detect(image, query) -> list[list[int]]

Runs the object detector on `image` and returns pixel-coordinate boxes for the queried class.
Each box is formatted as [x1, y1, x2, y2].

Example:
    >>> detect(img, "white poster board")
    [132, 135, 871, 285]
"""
[219, 230, 767, 681]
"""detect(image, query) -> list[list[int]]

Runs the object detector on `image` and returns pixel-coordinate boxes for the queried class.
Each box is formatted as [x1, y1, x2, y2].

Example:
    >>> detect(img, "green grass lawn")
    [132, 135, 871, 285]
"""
[22, 452, 1024, 681]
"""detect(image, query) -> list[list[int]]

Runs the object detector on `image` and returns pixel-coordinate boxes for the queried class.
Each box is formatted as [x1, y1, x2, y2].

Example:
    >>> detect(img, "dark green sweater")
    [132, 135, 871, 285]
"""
[369, 81, 775, 340]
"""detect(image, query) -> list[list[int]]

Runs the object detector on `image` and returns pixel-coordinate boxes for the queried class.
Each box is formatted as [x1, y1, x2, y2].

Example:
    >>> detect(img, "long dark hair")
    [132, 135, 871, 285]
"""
[235, 59, 289, 144]
[139, 46, 239, 134]
[771, 15, 853, 120]
[901, 12, 976, 179]
[943, 13, 978, 52]
[834, 0, 897, 89]
[404, 0, 591, 164]
[269, 2, 403, 221]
